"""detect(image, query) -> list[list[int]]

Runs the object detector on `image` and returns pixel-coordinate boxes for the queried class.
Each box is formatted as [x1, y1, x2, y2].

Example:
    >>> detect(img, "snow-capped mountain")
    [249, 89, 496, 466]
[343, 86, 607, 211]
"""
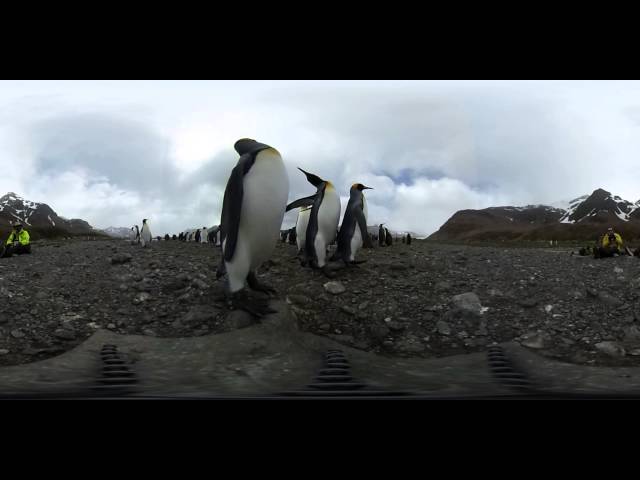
[557, 189, 640, 223]
[0, 192, 98, 238]
[430, 188, 640, 241]
[549, 195, 589, 214]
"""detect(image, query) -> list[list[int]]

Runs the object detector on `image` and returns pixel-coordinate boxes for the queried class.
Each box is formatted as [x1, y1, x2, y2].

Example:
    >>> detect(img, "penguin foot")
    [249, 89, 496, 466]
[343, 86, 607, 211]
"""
[215, 261, 227, 280]
[321, 265, 336, 278]
[350, 259, 367, 265]
[247, 272, 277, 296]
[229, 291, 277, 319]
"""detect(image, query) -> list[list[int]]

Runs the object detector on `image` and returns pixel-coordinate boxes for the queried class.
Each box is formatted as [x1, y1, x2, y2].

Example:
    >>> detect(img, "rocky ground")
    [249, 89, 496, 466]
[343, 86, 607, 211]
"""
[1, 238, 640, 368]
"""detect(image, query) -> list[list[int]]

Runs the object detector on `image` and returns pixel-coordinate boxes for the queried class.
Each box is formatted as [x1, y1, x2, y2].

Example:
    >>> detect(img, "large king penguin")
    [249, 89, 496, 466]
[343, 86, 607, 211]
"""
[286, 168, 341, 277]
[331, 183, 373, 265]
[217, 138, 289, 317]
[140, 219, 152, 247]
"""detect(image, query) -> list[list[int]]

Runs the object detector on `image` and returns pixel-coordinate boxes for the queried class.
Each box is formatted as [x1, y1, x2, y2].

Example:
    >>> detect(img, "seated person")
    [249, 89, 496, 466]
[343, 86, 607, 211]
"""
[1, 223, 31, 258]
[596, 228, 623, 258]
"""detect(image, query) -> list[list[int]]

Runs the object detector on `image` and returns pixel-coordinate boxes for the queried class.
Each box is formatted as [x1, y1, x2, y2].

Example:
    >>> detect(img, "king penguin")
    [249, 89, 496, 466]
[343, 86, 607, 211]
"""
[331, 183, 373, 265]
[140, 219, 152, 247]
[129, 227, 137, 245]
[286, 168, 341, 277]
[385, 227, 393, 246]
[216, 138, 289, 318]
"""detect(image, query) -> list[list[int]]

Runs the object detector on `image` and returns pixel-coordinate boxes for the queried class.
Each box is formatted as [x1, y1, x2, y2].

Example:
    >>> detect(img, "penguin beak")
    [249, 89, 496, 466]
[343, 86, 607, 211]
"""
[298, 167, 324, 187]
[363, 186, 373, 190]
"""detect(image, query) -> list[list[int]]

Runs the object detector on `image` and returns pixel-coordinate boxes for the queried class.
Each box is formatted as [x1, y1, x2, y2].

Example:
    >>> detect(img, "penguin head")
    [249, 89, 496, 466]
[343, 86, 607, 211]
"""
[234, 138, 271, 156]
[352, 183, 373, 191]
[143, 219, 147, 224]
[298, 168, 325, 188]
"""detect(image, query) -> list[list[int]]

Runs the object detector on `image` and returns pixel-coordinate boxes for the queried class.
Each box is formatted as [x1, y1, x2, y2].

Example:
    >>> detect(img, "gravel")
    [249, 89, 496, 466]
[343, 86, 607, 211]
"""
[2, 238, 640, 368]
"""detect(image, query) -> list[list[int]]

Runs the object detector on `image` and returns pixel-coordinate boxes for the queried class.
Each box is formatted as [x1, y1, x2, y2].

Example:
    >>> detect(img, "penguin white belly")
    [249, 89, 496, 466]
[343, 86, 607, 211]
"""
[296, 208, 310, 252]
[225, 149, 289, 292]
[350, 227, 362, 261]
[314, 187, 341, 267]
[141, 225, 152, 247]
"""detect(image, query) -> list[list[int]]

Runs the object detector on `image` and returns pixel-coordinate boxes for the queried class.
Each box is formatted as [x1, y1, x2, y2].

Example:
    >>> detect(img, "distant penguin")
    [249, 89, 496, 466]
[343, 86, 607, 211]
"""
[195, 229, 201, 243]
[216, 138, 289, 318]
[295, 206, 311, 253]
[135, 225, 140, 244]
[208, 226, 220, 246]
[129, 227, 137, 245]
[140, 219, 152, 247]
[165, 234, 170, 241]
[406, 233, 412, 245]
[288, 226, 297, 245]
[385, 227, 392, 246]
[378, 224, 385, 247]
[331, 183, 373, 265]
[286, 168, 341, 277]
[172, 234, 177, 240]
[200, 227, 208, 243]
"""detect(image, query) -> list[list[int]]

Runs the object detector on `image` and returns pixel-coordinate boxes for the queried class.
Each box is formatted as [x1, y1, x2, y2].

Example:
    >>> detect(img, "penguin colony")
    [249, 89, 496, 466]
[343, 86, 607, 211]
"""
[212, 138, 379, 316]
[131, 137, 410, 320]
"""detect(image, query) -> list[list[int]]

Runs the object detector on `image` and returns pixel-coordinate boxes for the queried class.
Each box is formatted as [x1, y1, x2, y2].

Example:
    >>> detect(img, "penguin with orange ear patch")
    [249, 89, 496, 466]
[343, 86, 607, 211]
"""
[286, 168, 341, 278]
[217, 138, 289, 318]
[331, 183, 373, 265]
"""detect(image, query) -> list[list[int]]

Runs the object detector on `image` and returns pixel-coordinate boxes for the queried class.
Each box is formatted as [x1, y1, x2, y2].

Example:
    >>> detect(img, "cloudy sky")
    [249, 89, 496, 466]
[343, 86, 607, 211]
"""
[1, 80, 640, 237]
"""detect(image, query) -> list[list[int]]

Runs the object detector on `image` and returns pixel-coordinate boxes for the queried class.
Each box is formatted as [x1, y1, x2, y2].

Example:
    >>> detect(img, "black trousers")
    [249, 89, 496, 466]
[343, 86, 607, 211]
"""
[1, 243, 31, 258]
[595, 246, 619, 258]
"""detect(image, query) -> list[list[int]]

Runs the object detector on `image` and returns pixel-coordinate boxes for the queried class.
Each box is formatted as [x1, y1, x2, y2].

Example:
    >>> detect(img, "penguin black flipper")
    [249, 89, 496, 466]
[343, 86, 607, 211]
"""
[220, 155, 253, 262]
[355, 207, 373, 248]
[286, 194, 317, 212]
[305, 187, 326, 268]
[219, 141, 270, 263]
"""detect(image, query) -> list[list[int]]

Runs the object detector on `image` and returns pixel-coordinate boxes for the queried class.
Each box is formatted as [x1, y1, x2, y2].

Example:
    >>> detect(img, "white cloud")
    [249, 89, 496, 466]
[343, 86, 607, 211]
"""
[2, 81, 640, 237]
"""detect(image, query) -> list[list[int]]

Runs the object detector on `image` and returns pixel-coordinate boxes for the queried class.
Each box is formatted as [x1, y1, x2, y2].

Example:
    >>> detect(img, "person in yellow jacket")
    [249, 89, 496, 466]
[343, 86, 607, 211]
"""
[1, 223, 31, 258]
[597, 227, 624, 258]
